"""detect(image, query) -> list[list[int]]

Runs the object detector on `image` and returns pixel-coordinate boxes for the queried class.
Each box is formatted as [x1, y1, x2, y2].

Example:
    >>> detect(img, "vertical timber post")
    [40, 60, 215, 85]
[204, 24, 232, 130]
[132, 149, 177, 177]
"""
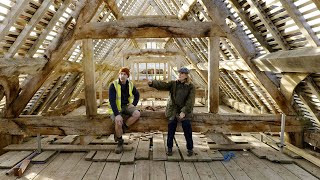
[82, 39, 97, 116]
[208, 36, 220, 113]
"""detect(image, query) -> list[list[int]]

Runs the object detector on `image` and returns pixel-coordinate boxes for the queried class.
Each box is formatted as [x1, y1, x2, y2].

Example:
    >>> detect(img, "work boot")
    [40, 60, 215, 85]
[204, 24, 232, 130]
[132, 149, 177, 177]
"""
[115, 138, 124, 154]
[187, 149, 193, 157]
[166, 148, 173, 156]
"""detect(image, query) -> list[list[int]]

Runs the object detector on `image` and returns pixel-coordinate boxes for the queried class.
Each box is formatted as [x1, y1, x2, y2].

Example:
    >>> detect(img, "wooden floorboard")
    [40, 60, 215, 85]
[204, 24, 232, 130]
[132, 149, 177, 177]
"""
[134, 160, 150, 180]
[165, 161, 183, 180]
[1, 133, 319, 179]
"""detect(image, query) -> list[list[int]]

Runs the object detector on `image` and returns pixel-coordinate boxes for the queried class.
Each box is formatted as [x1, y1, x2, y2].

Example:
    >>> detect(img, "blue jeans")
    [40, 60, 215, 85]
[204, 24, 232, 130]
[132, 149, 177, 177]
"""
[167, 117, 193, 150]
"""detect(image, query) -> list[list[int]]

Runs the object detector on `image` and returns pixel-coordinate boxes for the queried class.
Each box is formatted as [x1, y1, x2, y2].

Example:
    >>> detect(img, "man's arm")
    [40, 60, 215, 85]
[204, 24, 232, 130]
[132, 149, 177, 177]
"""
[149, 80, 172, 91]
[109, 84, 120, 116]
[132, 86, 140, 106]
[181, 84, 196, 114]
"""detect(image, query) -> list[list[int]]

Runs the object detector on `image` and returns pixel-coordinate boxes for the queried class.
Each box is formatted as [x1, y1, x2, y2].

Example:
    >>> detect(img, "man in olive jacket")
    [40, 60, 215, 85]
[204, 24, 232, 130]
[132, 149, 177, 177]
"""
[148, 67, 195, 156]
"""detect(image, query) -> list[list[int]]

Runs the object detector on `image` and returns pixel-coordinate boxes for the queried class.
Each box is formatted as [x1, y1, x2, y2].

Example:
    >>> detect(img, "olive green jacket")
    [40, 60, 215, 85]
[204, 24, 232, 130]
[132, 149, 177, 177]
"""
[149, 80, 195, 118]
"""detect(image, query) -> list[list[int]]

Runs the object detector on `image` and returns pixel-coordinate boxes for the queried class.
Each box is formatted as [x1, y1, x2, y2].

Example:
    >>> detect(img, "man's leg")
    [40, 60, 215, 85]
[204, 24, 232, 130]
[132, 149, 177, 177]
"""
[126, 110, 140, 126]
[181, 119, 193, 156]
[167, 117, 178, 155]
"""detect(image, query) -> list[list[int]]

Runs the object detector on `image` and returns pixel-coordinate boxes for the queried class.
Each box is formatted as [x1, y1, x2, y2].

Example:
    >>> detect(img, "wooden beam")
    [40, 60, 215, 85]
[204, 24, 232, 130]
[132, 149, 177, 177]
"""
[123, 49, 181, 58]
[195, 0, 297, 115]
[279, 0, 320, 47]
[254, 47, 320, 73]
[222, 96, 261, 114]
[127, 57, 172, 63]
[0, 58, 47, 76]
[0, 0, 31, 42]
[295, 86, 320, 126]
[43, 99, 84, 116]
[28, 0, 72, 56]
[178, 0, 197, 20]
[75, 17, 225, 39]
[103, 0, 123, 19]
[208, 36, 219, 113]
[280, 73, 309, 101]
[197, 60, 250, 71]
[1, 112, 303, 136]
[312, 0, 320, 10]
[305, 76, 320, 101]
[4, 0, 103, 118]
[227, 0, 275, 53]
[5, 0, 53, 58]
[245, 0, 289, 50]
[304, 131, 320, 149]
[82, 39, 97, 116]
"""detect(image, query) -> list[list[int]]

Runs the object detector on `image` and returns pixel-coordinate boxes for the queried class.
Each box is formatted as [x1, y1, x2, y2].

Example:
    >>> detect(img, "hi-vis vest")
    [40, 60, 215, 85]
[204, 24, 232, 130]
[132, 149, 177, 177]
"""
[113, 79, 134, 111]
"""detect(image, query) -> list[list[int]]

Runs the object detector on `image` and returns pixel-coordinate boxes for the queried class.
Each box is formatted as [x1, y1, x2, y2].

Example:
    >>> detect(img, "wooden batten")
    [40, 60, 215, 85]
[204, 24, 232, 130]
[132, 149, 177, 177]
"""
[1, 112, 304, 136]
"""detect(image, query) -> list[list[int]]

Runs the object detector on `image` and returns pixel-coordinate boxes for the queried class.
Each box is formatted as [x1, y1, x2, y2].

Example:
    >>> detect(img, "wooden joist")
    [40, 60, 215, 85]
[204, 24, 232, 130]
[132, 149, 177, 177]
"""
[1, 112, 303, 136]
[74, 17, 225, 39]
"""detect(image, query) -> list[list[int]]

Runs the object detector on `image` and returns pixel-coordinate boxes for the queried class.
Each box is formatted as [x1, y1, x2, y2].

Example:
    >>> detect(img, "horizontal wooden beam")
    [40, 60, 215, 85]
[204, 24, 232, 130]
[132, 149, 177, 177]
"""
[1, 112, 303, 136]
[0, 58, 47, 76]
[254, 47, 320, 73]
[75, 17, 225, 39]
[123, 49, 182, 58]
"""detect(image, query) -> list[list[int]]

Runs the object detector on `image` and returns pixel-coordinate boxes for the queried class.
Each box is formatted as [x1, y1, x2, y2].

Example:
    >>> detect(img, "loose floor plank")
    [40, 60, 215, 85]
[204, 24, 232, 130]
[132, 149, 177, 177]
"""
[282, 163, 318, 180]
[207, 150, 224, 161]
[150, 161, 166, 180]
[135, 138, 150, 160]
[4, 144, 133, 151]
[165, 161, 183, 180]
[92, 151, 111, 162]
[179, 162, 200, 180]
[0, 151, 33, 168]
[107, 150, 123, 162]
[14, 152, 58, 180]
[164, 134, 181, 161]
[194, 162, 218, 180]
[99, 162, 120, 180]
[0, 151, 19, 163]
[83, 161, 106, 180]
[233, 151, 268, 180]
[153, 133, 167, 161]
[54, 135, 78, 144]
[208, 161, 234, 180]
[120, 139, 139, 164]
[134, 160, 150, 180]
[116, 164, 134, 180]
[206, 133, 235, 144]
[85, 151, 97, 161]
[31, 151, 57, 163]
[175, 134, 197, 161]
[193, 135, 212, 162]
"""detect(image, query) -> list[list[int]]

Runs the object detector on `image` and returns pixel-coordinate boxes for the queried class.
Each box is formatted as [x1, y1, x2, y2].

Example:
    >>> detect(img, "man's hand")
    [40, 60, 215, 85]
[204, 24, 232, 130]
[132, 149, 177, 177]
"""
[179, 112, 186, 121]
[147, 80, 152, 85]
[115, 115, 123, 126]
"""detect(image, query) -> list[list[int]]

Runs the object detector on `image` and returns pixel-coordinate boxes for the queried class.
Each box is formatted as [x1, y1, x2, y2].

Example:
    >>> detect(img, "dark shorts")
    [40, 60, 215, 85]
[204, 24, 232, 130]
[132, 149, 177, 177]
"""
[111, 105, 139, 122]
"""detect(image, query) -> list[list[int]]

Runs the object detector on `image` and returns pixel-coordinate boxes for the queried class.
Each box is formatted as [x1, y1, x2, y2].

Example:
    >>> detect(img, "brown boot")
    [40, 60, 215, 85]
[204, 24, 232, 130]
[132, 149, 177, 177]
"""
[115, 138, 124, 154]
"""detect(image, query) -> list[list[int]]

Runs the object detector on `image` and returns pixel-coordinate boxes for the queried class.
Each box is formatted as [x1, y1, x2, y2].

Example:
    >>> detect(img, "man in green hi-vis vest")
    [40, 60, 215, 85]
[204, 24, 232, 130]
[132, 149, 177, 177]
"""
[109, 67, 140, 154]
